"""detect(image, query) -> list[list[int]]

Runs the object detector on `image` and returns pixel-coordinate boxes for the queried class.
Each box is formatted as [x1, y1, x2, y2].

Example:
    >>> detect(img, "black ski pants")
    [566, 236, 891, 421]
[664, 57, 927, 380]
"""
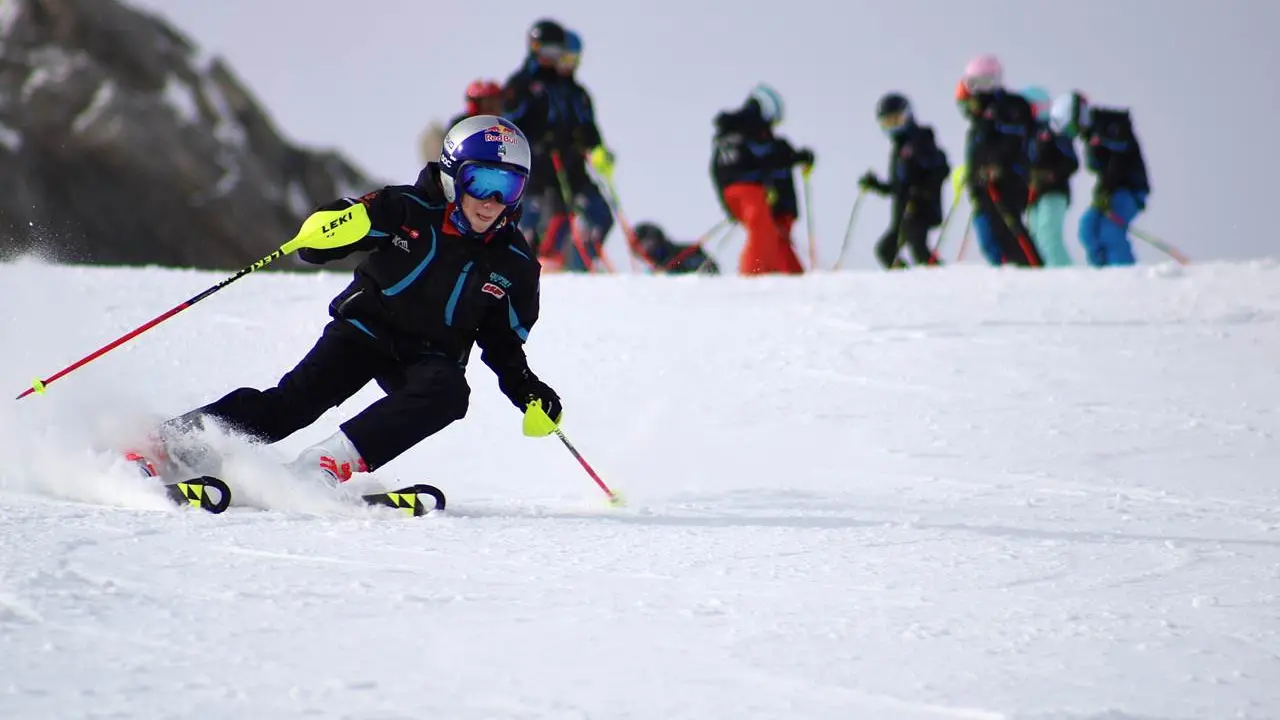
[875, 215, 936, 269]
[972, 176, 1043, 267]
[168, 320, 469, 470]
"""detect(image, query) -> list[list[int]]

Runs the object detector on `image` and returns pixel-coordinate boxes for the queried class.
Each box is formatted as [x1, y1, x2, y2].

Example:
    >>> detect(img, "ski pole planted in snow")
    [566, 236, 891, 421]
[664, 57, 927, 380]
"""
[833, 188, 868, 270]
[523, 399, 623, 506]
[929, 183, 965, 263]
[15, 205, 374, 400]
[1106, 212, 1189, 265]
[801, 165, 817, 270]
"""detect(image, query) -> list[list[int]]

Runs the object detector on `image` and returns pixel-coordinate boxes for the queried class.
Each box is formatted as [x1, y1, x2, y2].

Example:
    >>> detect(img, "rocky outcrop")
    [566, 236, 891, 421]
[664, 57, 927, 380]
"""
[0, 0, 383, 269]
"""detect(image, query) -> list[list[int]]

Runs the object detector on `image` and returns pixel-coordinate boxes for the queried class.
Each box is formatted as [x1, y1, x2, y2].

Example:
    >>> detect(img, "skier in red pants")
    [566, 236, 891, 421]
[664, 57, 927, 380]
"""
[710, 84, 813, 275]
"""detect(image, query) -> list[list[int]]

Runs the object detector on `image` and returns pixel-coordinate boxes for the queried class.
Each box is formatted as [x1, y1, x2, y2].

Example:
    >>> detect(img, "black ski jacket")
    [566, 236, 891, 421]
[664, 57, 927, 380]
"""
[298, 163, 545, 406]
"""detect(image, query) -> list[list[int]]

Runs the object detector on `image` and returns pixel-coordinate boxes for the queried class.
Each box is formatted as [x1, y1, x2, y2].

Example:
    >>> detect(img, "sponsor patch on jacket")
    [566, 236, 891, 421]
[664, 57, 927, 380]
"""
[481, 282, 506, 299]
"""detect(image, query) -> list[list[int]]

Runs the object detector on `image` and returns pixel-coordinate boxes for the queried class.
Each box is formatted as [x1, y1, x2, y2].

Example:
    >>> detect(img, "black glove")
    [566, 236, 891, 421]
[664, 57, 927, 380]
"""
[522, 379, 563, 423]
[858, 171, 888, 195]
[793, 147, 815, 168]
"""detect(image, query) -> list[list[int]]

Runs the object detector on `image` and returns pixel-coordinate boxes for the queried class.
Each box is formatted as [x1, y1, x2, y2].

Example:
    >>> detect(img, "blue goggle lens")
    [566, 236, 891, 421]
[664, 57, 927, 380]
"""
[458, 164, 527, 205]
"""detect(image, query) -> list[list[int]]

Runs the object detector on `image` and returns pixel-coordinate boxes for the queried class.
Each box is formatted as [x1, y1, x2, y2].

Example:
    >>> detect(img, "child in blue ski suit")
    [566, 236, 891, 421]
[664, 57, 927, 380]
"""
[1051, 92, 1150, 266]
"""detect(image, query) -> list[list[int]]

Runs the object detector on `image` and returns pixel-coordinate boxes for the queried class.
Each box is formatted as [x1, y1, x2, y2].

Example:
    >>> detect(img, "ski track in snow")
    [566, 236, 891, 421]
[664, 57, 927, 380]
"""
[1, 259, 1278, 719]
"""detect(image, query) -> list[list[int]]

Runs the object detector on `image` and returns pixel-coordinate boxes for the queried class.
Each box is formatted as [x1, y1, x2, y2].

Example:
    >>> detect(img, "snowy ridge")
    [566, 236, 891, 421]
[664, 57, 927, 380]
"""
[0, 259, 1278, 718]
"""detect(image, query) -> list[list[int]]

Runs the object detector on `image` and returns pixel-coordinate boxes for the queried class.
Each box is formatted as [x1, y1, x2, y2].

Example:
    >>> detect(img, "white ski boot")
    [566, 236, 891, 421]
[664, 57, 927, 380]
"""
[286, 430, 369, 487]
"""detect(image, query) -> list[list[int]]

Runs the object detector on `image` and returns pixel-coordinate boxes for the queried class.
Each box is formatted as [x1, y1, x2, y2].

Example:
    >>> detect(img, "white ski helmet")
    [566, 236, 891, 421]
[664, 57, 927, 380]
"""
[749, 83, 784, 125]
[1050, 91, 1091, 137]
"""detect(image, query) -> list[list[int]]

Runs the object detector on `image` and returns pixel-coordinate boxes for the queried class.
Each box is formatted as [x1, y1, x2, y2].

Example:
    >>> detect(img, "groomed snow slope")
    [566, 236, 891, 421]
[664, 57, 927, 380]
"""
[1, 259, 1278, 719]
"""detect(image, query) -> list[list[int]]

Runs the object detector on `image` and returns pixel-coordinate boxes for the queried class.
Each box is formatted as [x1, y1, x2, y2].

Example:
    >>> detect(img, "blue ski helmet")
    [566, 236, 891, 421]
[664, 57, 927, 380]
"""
[558, 30, 582, 74]
[1021, 86, 1052, 122]
[439, 115, 532, 232]
[564, 29, 582, 54]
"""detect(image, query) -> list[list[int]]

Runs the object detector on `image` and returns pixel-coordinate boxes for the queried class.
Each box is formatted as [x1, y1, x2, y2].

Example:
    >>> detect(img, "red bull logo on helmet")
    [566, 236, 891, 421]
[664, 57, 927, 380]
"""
[483, 124, 519, 144]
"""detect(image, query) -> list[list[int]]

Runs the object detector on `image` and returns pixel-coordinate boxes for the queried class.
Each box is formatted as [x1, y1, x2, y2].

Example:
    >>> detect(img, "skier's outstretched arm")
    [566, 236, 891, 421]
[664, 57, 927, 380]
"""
[297, 189, 407, 264]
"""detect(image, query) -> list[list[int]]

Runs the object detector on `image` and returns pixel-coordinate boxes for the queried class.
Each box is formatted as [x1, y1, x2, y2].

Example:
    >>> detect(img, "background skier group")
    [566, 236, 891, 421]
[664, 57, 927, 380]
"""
[430, 24, 1154, 275]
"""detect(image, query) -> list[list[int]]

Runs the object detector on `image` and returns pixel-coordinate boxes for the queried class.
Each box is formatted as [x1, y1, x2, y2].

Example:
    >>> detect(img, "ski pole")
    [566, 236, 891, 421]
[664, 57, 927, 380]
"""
[552, 151, 615, 273]
[553, 427, 621, 506]
[833, 188, 868, 270]
[708, 220, 738, 260]
[1106, 212, 1189, 265]
[987, 181, 1042, 268]
[957, 211, 974, 262]
[586, 151, 647, 272]
[594, 168, 655, 272]
[801, 165, 817, 270]
[15, 205, 373, 400]
[929, 189, 965, 263]
[523, 400, 622, 506]
[662, 217, 730, 271]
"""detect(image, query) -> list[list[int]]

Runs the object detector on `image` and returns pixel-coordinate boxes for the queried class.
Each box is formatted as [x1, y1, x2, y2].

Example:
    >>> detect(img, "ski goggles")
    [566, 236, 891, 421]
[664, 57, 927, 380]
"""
[556, 52, 580, 72]
[963, 74, 1000, 93]
[457, 163, 528, 205]
[534, 44, 568, 63]
[878, 111, 909, 132]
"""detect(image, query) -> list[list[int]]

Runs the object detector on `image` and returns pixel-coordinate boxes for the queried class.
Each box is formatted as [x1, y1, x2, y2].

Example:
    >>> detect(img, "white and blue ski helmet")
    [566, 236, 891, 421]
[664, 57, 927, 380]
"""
[1050, 91, 1091, 137]
[749, 83, 784, 125]
[439, 114, 532, 207]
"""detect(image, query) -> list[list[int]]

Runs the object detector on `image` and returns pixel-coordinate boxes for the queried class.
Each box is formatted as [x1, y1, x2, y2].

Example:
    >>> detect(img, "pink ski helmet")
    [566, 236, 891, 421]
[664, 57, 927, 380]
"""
[962, 54, 1004, 93]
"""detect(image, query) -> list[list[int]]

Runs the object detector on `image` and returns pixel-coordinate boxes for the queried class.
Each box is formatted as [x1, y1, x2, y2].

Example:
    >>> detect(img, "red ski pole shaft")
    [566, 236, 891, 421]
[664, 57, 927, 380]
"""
[550, 151, 600, 272]
[15, 205, 376, 400]
[664, 218, 730, 270]
[987, 181, 1041, 268]
[15, 247, 287, 400]
[552, 427, 619, 503]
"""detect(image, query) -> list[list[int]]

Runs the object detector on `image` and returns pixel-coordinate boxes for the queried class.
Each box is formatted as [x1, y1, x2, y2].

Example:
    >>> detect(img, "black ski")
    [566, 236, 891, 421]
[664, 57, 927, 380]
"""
[164, 476, 232, 514]
[362, 483, 447, 516]
[162, 476, 445, 517]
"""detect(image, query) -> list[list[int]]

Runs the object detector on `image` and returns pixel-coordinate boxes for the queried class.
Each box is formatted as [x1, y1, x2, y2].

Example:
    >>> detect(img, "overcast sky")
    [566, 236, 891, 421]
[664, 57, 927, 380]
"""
[127, 0, 1278, 269]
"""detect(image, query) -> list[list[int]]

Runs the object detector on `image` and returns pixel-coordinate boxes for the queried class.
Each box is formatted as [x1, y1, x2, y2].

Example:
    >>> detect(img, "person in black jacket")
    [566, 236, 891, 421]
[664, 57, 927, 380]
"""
[1052, 91, 1151, 266]
[502, 21, 614, 272]
[859, 92, 950, 269]
[543, 28, 616, 272]
[710, 83, 813, 274]
[958, 54, 1042, 267]
[502, 19, 570, 262]
[124, 116, 562, 488]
